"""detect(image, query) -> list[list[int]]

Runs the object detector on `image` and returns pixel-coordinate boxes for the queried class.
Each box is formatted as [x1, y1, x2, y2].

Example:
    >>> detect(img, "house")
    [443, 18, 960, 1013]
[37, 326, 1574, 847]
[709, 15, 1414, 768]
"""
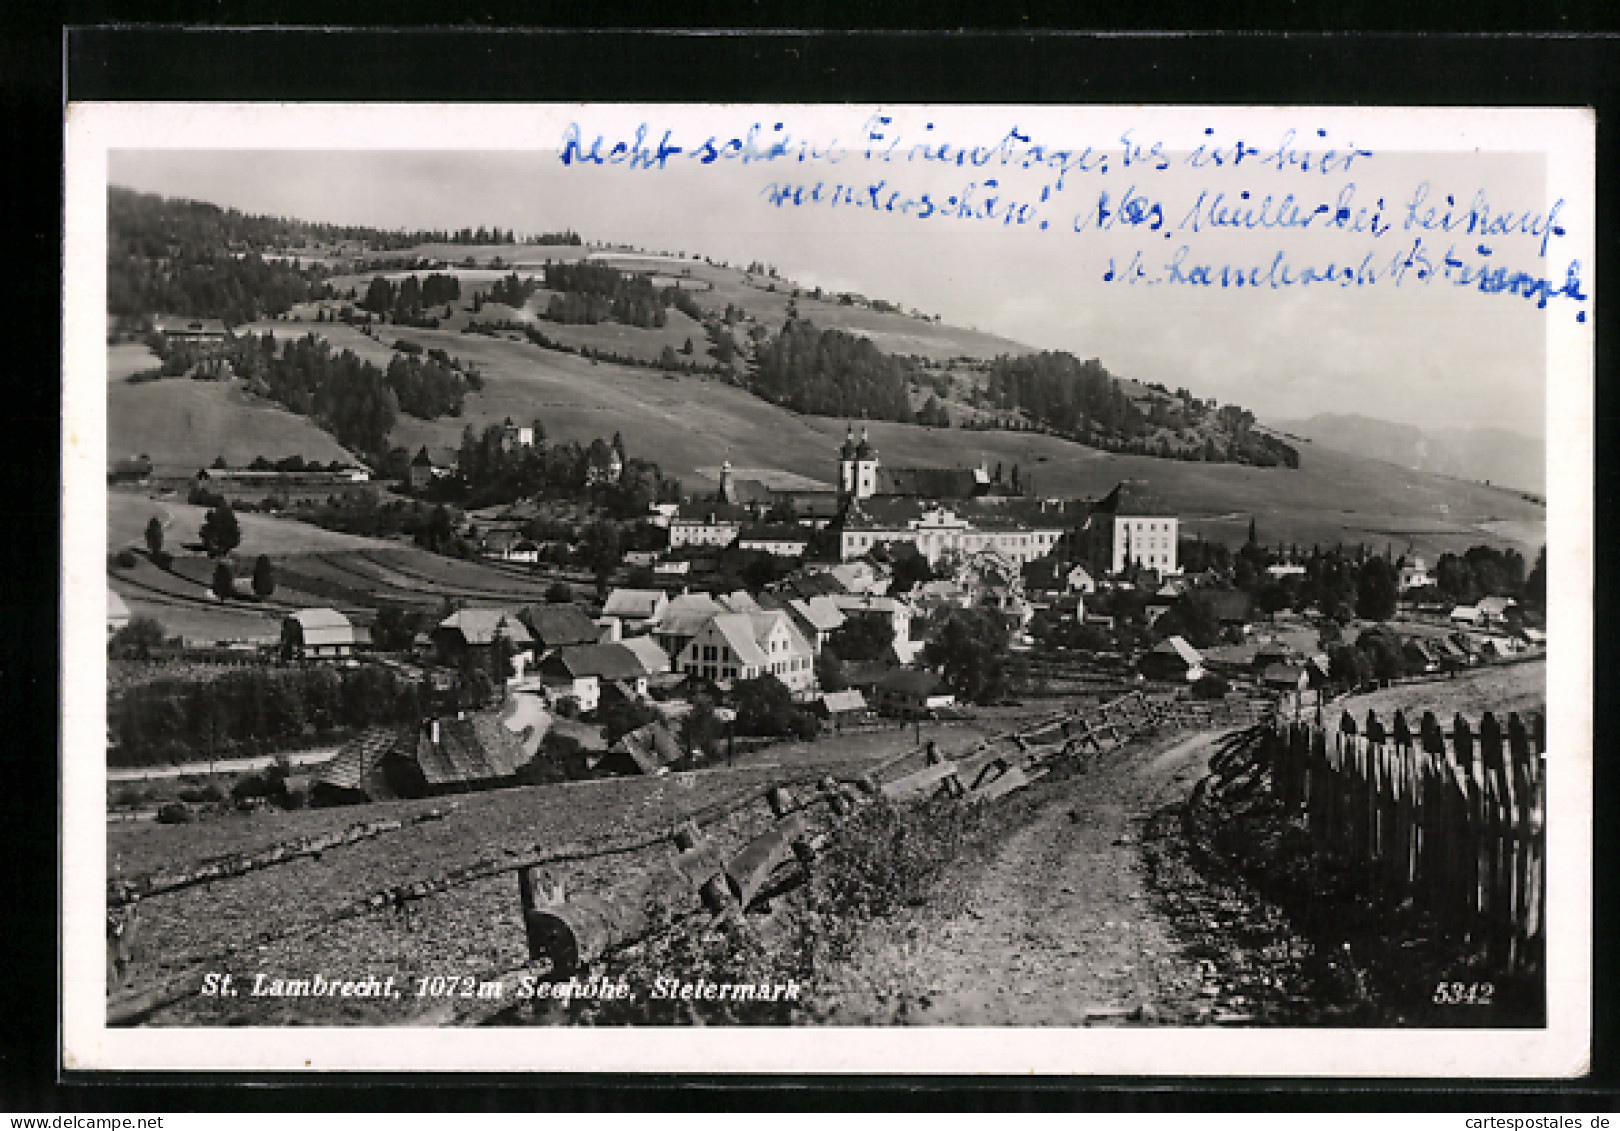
[815, 689, 869, 718]
[1086, 480, 1179, 576]
[1477, 595, 1518, 626]
[521, 603, 604, 654]
[624, 550, 660, 568]
[763, 593, 845, 654]
[153, 315, 229, 351]
[874, 670, 956, 718]
[602, 588, 668, 634]
[1402, 638, 1443, 673]
[1432, 636, 1471, 669]
[736, 524, 809, 557]
[1140, 635, 1204, 682]
[1397, 556, 1434, 592]
[433, 608, 534, 670]
[584, 442, 624, 485]
[595, 721, 683, 776]
[481, 529, 539, 564]
[1262, 663, 1310, 693]
[314, 699, 545, 804]
[1450, 604, 1484, 627]
[673, 610, 817, 698]
[1251, 642, 1299, 673]
[539, 642, 651, 712]
[408, 447, 438, 491]
[1020, 559, 1096, 596]
[620, 633, 673, 677]
[667, 502, 749, 550]
[832, 593, 914, 647]
[653, 560, 692, 577]
[1265, 563, 1307, 581]
[282, 608, 357, 660]
[108, 590, 131, 635]
[652, 591, 728, 660]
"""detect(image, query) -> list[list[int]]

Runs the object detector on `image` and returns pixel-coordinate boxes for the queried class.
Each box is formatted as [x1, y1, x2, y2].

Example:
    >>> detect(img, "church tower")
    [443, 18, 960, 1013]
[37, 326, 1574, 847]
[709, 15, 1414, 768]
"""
[837, 425, 858, 501]
[853, 426, 880, 500]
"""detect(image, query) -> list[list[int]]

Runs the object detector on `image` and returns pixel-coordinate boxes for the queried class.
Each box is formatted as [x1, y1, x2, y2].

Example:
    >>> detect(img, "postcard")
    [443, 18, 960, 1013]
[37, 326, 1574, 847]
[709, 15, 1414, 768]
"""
[62, 101, 1591, 1075]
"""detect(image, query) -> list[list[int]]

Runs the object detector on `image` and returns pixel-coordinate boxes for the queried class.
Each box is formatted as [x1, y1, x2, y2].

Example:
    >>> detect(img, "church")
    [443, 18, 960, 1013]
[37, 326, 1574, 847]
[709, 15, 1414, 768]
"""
[830, 427, 1069, 565]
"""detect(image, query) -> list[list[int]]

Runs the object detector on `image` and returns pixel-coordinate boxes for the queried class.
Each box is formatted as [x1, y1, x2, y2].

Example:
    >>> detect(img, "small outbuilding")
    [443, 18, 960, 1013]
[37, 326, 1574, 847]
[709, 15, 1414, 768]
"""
[282, 608, 357, 660]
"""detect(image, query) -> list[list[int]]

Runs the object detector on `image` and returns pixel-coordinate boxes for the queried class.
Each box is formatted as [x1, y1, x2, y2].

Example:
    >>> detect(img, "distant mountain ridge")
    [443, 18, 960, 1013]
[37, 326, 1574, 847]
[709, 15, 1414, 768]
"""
[1270, 413, 1544, 494]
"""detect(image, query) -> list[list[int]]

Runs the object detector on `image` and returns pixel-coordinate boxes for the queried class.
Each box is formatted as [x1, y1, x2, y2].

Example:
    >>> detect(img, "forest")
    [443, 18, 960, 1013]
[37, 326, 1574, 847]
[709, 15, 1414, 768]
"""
[984, 351, 1299, 468]
[748, 319, 918, 423]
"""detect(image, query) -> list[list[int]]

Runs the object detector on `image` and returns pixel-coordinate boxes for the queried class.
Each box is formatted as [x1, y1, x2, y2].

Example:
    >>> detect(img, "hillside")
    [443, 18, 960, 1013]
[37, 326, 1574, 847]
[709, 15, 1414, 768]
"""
[1271, 413, 1546, 496]
[107, 369, 358, 472]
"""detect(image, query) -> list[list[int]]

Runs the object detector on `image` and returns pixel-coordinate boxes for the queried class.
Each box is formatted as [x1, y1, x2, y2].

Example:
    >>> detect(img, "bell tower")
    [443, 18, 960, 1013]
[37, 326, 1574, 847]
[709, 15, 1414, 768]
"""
[837, 425, 858, 501]
[853, 427, 880, 500]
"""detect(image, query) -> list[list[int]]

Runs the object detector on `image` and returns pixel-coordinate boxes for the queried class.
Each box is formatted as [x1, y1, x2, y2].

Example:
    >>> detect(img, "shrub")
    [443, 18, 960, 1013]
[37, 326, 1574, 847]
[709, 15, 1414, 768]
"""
[1191, 674, 1231, 700]
[155, 802, 192, 824]
[112, 549, 138, 569]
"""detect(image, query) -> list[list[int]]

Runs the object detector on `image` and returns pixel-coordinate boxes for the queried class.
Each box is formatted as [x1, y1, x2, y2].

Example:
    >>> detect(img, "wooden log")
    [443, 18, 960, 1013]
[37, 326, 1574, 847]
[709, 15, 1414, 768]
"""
[724, 812, 810, 906]
[882, 760, 963, 801]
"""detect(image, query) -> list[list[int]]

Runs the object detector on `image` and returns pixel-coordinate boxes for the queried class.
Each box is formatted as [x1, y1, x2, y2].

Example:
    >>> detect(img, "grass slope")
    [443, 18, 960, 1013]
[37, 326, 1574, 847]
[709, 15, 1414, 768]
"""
[107, 371, 355, 472]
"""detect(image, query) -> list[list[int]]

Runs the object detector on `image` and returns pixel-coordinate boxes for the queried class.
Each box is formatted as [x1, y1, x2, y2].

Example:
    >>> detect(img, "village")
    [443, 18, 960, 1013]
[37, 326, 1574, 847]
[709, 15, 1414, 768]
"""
[108, 401, 1546, 813]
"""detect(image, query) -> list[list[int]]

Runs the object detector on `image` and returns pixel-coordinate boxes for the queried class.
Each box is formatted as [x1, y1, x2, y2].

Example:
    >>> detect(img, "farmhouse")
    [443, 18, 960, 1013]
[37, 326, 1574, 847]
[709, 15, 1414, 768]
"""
[759, 592, 846, 655]
[433, 608, 534, 669]
[538, 642, 651, 712]
[408, 447, 437, 492]
[602, 587, 669, 633]
[595, 721, 683, 777]
[1086, 480, 1179, 576]
[281, 608, 357, 660]
[314, 700, 544, 804]
[1477, 595, 1518, 626]
[815, 689, 869, 719]
[674, 610, 816, 697]
[1140, 635, 1204, 682]
[521, 604, 604, 653]
[1397, 555, 1434, 592]
[153, 315, 229, 351]
[874, 670, 955, 718]
[651, 591, 728, 659]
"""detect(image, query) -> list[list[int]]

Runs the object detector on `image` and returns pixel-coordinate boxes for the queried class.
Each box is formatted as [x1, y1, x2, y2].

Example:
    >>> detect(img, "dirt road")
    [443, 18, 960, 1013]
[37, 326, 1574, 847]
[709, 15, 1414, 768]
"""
[810, 731, 1234, 1026]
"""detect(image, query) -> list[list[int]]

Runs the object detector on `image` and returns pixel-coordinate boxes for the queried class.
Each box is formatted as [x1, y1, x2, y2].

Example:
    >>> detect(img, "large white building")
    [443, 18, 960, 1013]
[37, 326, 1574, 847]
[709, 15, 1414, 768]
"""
[1086, 480, 1179, 576]
[674, 610, 817, 698]
[829, 427, 1066, 564]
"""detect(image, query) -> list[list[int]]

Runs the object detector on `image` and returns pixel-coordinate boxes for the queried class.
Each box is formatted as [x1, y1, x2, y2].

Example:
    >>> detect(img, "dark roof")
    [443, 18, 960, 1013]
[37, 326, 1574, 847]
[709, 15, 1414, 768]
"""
[874, 466, 979, 499]
[1091, 480, 1175, 517]
[414, 712, 531, 787]
[411, 446, 434, 466]
[521, 604, 603, 649]
[878, 669, 944, 695]
[674, 501, 753, 523]
[739, 523, 809, 542]
[605, 722, 683, 774]
[546, 642, 648, 682]
[318, 725, 415, 798]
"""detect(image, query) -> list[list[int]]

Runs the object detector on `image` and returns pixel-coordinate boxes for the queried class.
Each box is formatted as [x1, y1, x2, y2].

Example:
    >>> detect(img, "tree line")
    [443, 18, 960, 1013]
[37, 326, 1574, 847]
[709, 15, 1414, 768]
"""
[108, 663, 428, 767]
[361, 273, 462, 325]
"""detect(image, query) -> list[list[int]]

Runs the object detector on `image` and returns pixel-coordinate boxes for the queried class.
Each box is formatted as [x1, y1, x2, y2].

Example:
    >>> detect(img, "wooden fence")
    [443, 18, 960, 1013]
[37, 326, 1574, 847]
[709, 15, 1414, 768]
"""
[1264, 708, 1546, 975]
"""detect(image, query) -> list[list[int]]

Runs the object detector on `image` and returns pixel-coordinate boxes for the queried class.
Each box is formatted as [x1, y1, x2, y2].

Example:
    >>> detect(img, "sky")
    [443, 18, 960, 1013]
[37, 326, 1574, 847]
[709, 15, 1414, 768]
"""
[106, 109, 1572, 442]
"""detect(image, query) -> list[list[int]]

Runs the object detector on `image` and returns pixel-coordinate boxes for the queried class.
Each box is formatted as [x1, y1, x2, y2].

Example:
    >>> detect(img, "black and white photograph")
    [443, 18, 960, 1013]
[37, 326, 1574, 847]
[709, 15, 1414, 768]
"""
[61, 101, 1592, 1075]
